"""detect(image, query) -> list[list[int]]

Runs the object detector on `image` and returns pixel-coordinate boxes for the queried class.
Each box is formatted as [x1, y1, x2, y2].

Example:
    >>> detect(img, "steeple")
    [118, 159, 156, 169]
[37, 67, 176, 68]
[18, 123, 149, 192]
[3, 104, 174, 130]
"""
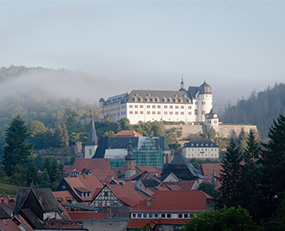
[86, 118, 98, 146]
[84, 118, 98, 159]
[180, 78, 184, 89]
[125, 138, 136, 179]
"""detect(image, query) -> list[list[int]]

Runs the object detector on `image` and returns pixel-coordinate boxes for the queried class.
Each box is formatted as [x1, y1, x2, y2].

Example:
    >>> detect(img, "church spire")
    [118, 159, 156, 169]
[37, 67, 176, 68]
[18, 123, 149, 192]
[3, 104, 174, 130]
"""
[180, 78, 184, 89]
[86, 118, 98, 146]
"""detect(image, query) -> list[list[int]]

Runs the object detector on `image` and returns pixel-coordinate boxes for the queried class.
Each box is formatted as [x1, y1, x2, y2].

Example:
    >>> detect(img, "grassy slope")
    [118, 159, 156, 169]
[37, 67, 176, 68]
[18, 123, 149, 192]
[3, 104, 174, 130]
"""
[0, 183, 24, 197]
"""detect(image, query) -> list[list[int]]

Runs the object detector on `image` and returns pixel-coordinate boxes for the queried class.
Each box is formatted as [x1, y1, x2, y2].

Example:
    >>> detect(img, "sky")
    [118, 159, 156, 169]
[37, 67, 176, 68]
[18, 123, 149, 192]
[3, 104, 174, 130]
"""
[1, 1, 285, 111]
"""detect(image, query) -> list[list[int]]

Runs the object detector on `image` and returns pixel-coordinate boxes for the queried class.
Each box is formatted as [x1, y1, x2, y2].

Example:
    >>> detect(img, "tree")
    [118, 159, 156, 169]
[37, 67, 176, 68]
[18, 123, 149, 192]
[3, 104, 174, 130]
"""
[259, 114, 285, 220]
[198, 182, 219, 199]
[218, 139, 243, 208]
[39, 169, 50, 188]
[53, 124, 69, 147]
[3, 115, 32, 176]
[28, 120, 47, 149]
[26, 161, 39, 187]
[181, 207, 263, 231]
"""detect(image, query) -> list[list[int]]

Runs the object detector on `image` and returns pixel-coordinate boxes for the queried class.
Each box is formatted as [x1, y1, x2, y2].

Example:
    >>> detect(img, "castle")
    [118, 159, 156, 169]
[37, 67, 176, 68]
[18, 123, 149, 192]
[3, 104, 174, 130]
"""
[99, 79, 217, 127]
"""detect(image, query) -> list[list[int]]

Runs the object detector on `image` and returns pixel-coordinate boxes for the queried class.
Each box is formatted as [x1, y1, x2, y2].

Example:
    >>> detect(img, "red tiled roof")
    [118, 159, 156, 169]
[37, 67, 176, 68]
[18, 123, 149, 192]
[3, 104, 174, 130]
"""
[43, 220, 83, 229]
[201, 163, 222, 177]
[0, 219, 21, 231]
[69, 212, 109, 220]
[136, 166, 157, 173]
[72, 159, 111, 172]
[131, 190, 212, 213]
[114, 167, 125, 175]
[53, 190, 73, 204]
[127, 218, 190, 228]
[115, 130, 142, 137]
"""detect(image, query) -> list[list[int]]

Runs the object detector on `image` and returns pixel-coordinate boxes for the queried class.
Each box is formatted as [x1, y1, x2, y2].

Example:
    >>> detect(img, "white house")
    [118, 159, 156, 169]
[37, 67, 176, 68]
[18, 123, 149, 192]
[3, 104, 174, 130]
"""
[182, 139, 219, 159]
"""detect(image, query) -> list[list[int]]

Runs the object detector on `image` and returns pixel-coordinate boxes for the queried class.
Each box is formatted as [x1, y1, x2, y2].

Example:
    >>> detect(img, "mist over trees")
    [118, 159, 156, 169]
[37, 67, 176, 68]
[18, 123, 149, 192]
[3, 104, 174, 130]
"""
[221, 83, 285, 137]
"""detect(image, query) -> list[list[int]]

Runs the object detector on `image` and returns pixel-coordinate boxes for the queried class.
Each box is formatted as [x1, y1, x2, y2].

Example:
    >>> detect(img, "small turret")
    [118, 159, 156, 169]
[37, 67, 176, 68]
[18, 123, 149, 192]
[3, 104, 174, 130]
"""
[84, 118, 98, 159]
[125, 138, 136, 179]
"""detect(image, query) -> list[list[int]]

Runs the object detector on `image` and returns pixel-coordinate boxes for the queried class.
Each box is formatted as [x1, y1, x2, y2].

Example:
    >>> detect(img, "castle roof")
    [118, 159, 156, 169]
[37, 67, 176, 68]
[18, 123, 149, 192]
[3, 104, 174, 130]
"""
[199, 81, 212, 94]
[184, 139, 218, 148]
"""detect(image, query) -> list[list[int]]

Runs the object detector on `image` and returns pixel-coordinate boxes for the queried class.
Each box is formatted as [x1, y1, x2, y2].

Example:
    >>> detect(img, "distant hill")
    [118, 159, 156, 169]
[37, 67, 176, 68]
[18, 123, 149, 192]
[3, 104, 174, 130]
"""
[221, 83, 285, 137]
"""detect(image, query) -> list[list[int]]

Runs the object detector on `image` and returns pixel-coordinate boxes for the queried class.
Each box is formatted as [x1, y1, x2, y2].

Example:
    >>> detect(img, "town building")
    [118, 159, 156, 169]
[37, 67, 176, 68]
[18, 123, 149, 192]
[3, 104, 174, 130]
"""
[93, 133, 171, 169]
[99, 80, 214, 124]
[182, 139, 219, 160]
[127, 190, 214, 231]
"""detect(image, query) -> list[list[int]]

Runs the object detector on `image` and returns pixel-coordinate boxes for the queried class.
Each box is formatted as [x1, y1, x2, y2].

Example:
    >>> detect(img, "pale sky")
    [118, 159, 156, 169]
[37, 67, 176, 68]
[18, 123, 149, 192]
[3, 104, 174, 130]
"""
[1, 1, 285, 111]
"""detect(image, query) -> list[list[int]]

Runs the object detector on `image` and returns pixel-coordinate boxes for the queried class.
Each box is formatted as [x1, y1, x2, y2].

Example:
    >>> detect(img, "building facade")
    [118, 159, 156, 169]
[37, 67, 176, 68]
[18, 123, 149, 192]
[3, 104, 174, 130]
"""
[182, 139, 219, 160]
[99, 80, 213, 124]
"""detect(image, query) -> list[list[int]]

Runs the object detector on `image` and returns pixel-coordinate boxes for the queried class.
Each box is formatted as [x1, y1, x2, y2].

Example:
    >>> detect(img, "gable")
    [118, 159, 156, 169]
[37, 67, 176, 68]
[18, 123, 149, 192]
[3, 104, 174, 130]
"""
[91, 186, 122, 207]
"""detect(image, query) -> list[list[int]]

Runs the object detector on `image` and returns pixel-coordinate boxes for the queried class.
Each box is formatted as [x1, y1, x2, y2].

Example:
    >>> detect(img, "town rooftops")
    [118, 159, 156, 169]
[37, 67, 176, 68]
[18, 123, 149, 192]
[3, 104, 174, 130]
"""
[131, 190, 212, 213]
[184, 139, 219, 148]
[115, 130, 142, 137]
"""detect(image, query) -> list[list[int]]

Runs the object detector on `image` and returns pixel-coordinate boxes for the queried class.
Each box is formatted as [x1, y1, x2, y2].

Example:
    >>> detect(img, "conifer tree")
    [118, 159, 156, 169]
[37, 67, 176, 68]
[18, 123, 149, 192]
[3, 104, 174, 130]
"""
[218, 138, 243, 208]
[3, 115, 32, 176]
[259, 114, 285, 220]
[26, 161, 39, 187]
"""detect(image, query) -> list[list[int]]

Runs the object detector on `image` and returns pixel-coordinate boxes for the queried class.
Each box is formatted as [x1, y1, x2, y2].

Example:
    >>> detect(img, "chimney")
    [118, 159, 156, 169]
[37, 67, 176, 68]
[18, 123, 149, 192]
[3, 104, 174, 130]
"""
[146, 198, 151, 207]
[39, 196, 43, 204]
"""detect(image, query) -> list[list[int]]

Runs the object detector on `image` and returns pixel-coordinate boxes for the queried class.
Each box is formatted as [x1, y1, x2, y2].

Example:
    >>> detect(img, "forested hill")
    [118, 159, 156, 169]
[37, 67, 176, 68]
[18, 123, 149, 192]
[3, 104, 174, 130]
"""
[221, 83, 285, 137]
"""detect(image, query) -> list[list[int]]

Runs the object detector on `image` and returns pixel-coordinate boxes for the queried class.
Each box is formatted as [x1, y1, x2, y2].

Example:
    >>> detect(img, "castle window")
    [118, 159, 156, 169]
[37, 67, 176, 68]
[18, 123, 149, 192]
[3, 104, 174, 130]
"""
[175, 112, 179, 115]
[145, 98, 149, 102]
[152, 105, 156, 108]
[181, 106, 184, 109]
[175, 106, 179, 109]
[129, 105, 133, 108]
[147, 105, 150, 108]
[157, 111, 161, 115]
[188, 106, 192, 109]
[140, 105, 143, 108]
[170, 106, 173, 109]
[155, 97, 159, 102]
[181, 112, 184, 115]
[152, 111, 155, 114]
[178, 98, 182, 103]
[89, 149, 91, 155]
[147, 111, 150, 114]
[135, 111, 138, 114]
[130, 111, 133, 114]
[194, 110, 198, 115]
[135, 105, 138, 108]
[164, 112, 168, 115]
[157, 105, 161, 108]
[188, 112, 192, 115]
[168, 98, 171, 102]
[147, 94, 150, 97]
[164, 105, 167, 109]
[170, 112, 173, 115]
[140, 111, 143, 114]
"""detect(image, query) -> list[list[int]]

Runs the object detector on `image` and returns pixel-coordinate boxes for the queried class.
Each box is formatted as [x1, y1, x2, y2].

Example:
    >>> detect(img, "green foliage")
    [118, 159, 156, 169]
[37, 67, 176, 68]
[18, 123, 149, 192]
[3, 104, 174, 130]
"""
[26, 161, 39, 187]
[218, 139, 243, 208]
[222, 83, 285, 137]
[259, 114, 285, 220]
[182, 207, 263, 231]
[198, 182, 219, 199]
[3, 116, 32, 176]
[53, 125, 69, 148]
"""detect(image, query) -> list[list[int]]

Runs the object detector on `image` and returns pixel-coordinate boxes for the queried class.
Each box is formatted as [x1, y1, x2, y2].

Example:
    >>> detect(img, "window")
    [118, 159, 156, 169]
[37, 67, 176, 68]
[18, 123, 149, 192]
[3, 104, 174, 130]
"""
[89, 149, 91, 155]
[194, 110, 198, 115]
[164, 105, 167, 109]
[170, 112, 173, 115]
[167, 214, 171, 218]
[138, 214, 142, 218]
[161, 214, 165, 218]
[140, 111, 143, 114]
[178, 214, 183, 218]
[170, 106, 173, 109]
[104, 192, 108, 197]
[135, 111, 138, 114]
[175, 106, 179, 109]
[147, 105, 150, 108]
[152, 105, 156, 108]
[140, 105, 143, 108]
[130, 111, 133, 114]
[147, 111, 150, 114]
[149, 213, 153, 218]
[157, 111, 161, 115]
[152, 111, 155, 114]
[188, 112, 192, 115]
[181, 106, 184, 109]
[143, 213, 147, 218]
[164, 111, 168, 115]
[184, 214, 188, 218]
[154, 214, 159, 218]
[175, 112, 179, 115]
[132, 213, 136, 218]
[157, 105, 161, 108]
[181, 112, 184, 115]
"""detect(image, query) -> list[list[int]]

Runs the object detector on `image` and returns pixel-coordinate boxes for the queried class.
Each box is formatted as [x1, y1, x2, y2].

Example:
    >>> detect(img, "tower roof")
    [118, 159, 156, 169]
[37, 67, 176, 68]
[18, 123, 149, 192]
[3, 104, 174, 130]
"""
[86, 119, 98, 146]
[199, 81, 212, 94]
[125, 139, 136, 161]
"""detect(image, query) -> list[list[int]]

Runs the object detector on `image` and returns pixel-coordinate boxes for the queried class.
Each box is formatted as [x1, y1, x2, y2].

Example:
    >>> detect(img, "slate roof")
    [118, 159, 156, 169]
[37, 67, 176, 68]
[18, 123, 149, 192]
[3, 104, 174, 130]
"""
[0, 205, 11, 219]
[168, 154, 202, 178]
[86, 119, 98, 146]
[14, 188, 63, 215]
[94, 136, 170, 158]
[131, 190, 212, 213]
[184, 139, 219, 148]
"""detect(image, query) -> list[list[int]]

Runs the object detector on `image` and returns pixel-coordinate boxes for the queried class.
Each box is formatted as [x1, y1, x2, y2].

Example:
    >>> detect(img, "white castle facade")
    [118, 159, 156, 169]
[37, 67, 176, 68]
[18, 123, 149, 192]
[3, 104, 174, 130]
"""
[99, 80, 217, 125]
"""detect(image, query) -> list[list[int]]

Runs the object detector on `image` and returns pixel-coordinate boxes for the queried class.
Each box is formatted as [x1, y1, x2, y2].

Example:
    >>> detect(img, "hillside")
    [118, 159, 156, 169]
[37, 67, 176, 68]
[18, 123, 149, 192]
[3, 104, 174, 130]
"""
[221, 83, 285, 137]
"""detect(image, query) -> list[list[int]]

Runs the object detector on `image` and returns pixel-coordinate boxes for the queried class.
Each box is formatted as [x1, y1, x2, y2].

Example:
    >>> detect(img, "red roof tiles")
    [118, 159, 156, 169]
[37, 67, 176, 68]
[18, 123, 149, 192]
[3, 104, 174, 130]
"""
[127, 218, 189, 229]
[115, 130, 142, 137]
[69, 212, 109, 220]
[131, 190, 212, 213]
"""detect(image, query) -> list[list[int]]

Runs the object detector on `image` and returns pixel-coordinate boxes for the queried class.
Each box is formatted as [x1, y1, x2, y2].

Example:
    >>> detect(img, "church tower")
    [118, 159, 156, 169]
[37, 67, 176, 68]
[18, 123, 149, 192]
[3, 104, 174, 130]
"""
[84, 118, 98, 159]
[125, 139, 136, 179]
